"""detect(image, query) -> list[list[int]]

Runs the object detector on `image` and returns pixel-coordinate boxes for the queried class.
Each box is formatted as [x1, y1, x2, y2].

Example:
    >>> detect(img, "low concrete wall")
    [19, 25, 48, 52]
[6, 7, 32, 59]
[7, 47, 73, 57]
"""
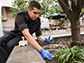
[6, 46, 46, 63]
[37, 34, 84, 47]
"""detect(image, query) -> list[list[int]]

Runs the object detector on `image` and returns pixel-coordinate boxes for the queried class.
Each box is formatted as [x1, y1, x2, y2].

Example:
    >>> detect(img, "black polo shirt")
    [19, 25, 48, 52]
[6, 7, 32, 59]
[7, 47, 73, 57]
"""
[11, 11, 42, 36]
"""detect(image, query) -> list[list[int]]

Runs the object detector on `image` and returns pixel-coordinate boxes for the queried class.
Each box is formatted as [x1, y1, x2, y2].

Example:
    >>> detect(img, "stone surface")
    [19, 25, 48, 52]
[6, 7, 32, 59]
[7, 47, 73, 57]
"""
[6, 46, 46, 63]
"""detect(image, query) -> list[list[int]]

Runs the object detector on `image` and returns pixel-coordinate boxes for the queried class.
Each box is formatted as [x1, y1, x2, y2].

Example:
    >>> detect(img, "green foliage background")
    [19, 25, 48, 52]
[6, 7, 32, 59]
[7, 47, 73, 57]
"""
[10, 0, 64, 17]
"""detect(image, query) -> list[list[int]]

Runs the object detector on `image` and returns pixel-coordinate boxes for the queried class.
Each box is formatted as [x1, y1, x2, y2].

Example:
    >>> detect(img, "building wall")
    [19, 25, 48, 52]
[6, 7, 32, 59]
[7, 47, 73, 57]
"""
[0, 0, 14, 36]
[2, 7, 15, 33]
[0, 0, 3, 37]
[3, 0, 14, 7]
[40, 17, 50, 29]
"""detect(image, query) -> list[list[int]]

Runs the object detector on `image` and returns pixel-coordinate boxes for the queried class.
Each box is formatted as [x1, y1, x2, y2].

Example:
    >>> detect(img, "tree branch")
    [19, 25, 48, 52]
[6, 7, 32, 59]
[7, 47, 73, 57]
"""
[64, 0, 69, 7]
[83, 0, 84, 6]
[71, 0, 77, 12]
[77, 0, 83, 14]
[58, 0, 72, 19]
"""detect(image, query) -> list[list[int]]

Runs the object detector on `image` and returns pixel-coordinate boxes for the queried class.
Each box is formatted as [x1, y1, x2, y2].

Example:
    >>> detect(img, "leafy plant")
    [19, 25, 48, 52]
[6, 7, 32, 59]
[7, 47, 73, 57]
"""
[54, 46, 84, 63]
[11, 0, 64, 17]
[10, 0, 31, 16]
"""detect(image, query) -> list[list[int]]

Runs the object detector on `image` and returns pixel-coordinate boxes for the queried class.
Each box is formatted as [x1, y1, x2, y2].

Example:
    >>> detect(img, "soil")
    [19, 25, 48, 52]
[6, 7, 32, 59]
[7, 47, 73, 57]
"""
[39, 35, 84, 63]
[42, 44, 68, 63]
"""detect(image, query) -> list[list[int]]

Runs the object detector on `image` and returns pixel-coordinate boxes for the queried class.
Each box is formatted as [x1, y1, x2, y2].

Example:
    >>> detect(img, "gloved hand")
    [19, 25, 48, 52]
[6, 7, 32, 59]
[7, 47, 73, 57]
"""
[43, 36, 53, 44]
[40, 48, 53, 60]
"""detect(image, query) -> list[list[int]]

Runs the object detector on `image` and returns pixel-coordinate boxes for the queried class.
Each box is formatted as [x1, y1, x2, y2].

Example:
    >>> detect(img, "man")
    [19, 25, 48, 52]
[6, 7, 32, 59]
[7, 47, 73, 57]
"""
[0, 1, 53, 63]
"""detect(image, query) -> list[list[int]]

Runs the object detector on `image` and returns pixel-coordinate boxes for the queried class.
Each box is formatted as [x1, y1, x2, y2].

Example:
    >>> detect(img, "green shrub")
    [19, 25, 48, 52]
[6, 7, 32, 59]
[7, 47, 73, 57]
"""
[54, 46, 84, 63]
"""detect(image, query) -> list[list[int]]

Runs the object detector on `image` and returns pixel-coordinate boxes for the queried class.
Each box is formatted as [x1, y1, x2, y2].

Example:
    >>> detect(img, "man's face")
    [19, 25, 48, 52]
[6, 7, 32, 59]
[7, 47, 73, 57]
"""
[28, 7, 41, 20]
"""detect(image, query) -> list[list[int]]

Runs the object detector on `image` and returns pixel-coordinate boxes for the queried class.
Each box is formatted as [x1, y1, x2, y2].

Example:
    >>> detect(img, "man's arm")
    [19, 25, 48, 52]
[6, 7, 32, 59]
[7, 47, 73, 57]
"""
[22, 28, 53, 60]
[37, 36, 44, 42]
[37, 36, 53, 44]
[22, 28, 42, 52]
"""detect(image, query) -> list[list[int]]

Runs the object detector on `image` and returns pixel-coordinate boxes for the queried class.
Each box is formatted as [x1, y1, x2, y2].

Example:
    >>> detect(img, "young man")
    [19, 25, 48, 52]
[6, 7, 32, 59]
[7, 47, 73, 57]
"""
[0, 1, 53, 63]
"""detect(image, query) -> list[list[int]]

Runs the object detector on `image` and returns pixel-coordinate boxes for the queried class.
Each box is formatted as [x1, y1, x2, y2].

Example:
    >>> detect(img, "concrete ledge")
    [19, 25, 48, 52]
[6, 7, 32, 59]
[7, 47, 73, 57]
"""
[41, 29, 84, 38]
[6, 46, 46, 63]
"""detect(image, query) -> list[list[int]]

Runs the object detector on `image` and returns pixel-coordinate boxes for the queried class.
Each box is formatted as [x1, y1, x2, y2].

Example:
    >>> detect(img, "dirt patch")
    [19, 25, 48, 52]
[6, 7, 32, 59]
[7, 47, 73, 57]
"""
[42, 44, 68, 63]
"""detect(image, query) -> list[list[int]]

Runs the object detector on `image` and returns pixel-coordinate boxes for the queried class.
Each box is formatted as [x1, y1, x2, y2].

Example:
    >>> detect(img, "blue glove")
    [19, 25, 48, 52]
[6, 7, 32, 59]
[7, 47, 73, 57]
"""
[43, 36, 53, 44]
[40, 48, 53, 60]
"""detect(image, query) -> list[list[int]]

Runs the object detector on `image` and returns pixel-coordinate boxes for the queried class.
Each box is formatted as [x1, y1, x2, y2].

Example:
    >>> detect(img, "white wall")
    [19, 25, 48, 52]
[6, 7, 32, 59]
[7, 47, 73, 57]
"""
[3, 0, 14, 7]
[40, 17, 50, 29]
[0, 0, 3, 37]
[0, 0, 14, 37]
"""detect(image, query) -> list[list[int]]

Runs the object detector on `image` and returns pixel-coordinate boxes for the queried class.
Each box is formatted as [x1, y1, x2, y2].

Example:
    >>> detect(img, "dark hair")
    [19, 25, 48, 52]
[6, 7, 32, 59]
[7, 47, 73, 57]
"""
[28, 0, 41, 11]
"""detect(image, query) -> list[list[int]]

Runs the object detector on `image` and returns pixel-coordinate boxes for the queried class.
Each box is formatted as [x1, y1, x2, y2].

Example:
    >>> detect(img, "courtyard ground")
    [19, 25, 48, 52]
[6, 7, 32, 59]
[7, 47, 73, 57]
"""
[6, 28, 84, 63]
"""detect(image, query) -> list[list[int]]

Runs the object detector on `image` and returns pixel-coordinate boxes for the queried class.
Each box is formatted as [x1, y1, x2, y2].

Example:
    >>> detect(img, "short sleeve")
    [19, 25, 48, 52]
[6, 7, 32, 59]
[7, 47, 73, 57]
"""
[15, 15, 28, 31]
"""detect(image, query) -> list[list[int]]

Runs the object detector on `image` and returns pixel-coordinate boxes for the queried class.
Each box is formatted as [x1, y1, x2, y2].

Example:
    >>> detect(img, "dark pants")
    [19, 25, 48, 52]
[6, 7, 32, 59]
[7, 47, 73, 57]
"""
[0, 32, 22, 63]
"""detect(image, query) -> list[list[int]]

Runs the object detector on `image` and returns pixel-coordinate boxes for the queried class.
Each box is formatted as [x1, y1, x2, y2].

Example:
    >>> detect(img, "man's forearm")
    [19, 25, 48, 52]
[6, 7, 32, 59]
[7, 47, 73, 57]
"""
[22, 29, 42, 52]
[37, 36, 44, 42]
[26, 34, 42, 52]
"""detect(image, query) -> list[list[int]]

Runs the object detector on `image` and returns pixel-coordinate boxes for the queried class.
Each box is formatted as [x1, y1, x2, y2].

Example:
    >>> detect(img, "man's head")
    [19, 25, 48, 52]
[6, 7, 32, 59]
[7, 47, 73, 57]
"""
[28, 1, 41, 20]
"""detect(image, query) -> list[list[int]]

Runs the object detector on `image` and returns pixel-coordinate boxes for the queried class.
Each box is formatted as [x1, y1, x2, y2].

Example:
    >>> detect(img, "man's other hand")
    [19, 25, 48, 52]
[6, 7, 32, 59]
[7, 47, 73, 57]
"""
[43, 36, 53, 44]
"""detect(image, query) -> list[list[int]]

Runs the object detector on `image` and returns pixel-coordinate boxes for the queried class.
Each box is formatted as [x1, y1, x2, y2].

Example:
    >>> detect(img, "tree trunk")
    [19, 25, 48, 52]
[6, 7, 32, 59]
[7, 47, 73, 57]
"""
[71, 18, 82, 46]
[58, 0, 84, 47]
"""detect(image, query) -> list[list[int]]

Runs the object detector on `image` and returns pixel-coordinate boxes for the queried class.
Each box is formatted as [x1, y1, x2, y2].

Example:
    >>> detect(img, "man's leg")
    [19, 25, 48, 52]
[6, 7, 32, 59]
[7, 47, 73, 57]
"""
[0, 32, 18, 63]
[0, 32, 17, 47]
[0, 43, 8, 63]
[6, 36, 21, 55]
[0, 55, 5, 63]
